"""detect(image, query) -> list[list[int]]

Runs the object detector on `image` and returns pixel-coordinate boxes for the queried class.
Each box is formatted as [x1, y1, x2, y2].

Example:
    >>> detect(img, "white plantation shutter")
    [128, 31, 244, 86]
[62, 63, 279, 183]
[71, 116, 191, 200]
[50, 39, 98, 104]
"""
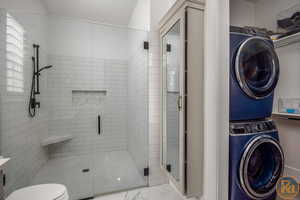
[6, 13, 24, 92]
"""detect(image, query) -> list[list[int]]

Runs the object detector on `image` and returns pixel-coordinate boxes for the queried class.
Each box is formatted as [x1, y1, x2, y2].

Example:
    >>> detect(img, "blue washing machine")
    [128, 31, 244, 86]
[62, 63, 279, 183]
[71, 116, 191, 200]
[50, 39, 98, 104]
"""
[230, 28, 280, 121]
[229, 120, 284, 200]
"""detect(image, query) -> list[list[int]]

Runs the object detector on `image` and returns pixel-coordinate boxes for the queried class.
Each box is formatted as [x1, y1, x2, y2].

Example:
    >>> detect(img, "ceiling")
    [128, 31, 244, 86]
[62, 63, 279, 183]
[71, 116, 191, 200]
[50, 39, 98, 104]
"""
[41, 0, 138, 26]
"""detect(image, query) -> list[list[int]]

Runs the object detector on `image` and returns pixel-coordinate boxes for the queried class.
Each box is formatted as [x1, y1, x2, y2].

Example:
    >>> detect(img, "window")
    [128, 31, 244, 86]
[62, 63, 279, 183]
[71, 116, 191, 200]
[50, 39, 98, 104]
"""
[6, 13, 24, 93]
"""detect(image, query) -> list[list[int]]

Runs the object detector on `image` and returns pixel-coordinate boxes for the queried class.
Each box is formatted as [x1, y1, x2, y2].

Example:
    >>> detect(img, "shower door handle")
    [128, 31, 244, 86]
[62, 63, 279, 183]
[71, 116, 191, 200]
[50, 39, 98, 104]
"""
[98, 115, 101, 135]
[177, 95, 183, 111]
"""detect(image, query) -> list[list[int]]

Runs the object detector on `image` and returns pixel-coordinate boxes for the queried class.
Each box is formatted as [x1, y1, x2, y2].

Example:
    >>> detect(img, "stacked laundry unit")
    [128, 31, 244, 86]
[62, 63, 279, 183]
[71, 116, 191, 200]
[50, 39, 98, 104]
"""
[229, 27, 285, 200]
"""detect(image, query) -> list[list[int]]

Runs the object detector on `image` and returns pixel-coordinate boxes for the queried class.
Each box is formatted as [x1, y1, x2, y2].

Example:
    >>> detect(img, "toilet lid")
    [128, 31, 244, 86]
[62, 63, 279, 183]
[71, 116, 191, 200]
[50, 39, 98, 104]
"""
[7, 184, 68, 200]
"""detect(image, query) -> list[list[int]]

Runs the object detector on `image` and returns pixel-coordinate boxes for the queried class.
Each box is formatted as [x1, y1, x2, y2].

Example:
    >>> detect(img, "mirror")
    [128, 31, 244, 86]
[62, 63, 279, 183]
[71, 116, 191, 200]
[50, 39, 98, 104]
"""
[162, 20, 181, 181]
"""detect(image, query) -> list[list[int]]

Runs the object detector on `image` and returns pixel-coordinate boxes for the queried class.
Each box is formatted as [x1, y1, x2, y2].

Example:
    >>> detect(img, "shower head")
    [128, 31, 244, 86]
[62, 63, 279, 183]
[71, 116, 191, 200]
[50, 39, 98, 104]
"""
[38, 65, 53, 73]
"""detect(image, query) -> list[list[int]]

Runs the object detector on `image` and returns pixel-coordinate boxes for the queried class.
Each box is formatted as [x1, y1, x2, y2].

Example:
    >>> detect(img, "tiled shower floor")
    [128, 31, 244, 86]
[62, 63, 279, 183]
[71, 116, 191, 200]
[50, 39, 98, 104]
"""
[94, 184, 197, 200]
[32, 151, 147, 200]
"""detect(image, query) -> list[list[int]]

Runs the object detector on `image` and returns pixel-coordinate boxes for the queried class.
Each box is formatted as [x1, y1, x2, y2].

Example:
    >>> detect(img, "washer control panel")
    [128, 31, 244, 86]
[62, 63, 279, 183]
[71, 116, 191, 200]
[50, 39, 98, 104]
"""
[230, 120, 277, 135]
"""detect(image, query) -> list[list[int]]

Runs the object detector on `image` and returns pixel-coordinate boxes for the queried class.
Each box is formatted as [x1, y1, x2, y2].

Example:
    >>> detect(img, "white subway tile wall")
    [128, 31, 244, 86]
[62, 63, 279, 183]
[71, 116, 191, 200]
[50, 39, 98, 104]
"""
[0, 11, 49, 196]
[46, 55, 129, 157]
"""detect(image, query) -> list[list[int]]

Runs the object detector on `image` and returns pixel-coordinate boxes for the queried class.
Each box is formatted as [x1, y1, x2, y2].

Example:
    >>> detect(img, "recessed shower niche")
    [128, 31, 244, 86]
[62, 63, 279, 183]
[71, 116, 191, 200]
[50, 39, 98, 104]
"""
[72, 90, 107, 107]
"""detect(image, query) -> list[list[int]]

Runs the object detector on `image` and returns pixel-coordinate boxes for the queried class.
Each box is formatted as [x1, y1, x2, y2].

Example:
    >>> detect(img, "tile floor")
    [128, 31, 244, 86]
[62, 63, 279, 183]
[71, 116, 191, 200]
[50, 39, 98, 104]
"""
[32, 151, 147, 200]
[93, 184, 198, 200]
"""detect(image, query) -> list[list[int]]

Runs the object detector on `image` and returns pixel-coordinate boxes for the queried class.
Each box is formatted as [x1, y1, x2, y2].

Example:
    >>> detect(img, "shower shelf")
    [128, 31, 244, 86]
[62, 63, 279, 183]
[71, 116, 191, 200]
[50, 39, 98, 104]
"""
[0, 157, 10, 167]
[272, 112, 300, 120]
[274, 31, 300, 48]
[42, 135, 73, 147]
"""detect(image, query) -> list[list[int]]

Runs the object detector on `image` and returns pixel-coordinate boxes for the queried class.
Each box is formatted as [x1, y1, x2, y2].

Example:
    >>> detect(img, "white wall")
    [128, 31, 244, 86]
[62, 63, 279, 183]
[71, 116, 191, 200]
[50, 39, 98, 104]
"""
[230, 0, 299, 31]
[48, 16, 130, 60]
[0, 1, 49, 196]
[204, 0, 230, 199]
[128, 0, 150, 31]
[254, 0, 299, 31]
[0, 0, 47, 14]
[230, 0, 255, 26]
[150, 0, 176, 30]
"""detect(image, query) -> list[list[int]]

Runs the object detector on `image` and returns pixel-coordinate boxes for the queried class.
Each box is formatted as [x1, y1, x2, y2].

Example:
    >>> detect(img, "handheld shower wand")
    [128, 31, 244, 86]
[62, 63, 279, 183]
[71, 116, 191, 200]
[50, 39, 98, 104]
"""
[29, 44, 54, 118]
[29, 56, 37, 117]
[37, 65, 53, 73]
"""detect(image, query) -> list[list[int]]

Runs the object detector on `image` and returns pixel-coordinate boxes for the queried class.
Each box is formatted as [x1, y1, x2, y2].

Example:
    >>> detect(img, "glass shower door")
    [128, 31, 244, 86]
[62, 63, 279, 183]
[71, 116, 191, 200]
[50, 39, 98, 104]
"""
[91, 26, 149, 196]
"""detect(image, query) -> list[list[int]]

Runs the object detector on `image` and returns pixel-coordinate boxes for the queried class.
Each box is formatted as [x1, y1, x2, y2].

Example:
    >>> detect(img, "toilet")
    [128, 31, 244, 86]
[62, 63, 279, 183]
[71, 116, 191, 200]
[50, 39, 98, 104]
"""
[6, 184, 69, 200]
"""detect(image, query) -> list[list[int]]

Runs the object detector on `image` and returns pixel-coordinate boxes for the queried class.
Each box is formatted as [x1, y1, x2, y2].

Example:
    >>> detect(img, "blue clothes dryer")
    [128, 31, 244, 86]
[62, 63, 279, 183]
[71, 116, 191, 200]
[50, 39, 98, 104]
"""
[230, 29, 280, 121]
[229, 120, 284, 200]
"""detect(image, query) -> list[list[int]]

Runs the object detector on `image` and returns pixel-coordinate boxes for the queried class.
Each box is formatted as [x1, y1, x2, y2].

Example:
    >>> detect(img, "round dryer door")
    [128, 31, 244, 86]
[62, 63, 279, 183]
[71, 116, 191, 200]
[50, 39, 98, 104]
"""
[240, 136, 284, 199]
[235, 37, 280, 99]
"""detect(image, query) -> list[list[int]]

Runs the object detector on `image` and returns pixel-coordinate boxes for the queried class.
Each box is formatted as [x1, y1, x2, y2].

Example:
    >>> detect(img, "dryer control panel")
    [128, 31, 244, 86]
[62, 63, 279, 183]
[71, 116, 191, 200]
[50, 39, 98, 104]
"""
[230, 120, 277, 135]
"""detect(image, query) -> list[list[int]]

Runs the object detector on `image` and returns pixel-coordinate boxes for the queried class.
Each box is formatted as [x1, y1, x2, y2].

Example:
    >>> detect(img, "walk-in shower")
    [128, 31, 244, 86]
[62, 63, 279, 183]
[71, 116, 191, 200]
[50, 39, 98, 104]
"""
[0, 9, 149, 200]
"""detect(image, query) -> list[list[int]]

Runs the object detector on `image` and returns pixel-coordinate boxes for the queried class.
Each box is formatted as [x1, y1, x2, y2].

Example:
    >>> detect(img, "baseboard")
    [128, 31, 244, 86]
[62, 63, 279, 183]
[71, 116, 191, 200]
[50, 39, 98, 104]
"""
[169, 181, 202, 200]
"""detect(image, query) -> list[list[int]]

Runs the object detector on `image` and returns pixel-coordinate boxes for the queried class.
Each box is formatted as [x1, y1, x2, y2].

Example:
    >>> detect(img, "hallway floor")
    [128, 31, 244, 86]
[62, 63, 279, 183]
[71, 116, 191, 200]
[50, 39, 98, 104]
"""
[94, 184, 198, 200]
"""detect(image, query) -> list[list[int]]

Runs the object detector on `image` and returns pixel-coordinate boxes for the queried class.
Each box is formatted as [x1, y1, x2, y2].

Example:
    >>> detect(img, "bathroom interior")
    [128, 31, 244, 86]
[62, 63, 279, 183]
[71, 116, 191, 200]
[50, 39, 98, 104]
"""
[0, 0, 150, 199]
[0, 0, 206, 199]
[0, 0, 300, 200]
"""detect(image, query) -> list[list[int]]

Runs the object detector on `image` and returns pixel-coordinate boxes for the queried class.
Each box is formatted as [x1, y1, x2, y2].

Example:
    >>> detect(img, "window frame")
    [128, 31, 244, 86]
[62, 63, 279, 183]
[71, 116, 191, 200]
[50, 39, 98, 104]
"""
[6, 13, 25, 93]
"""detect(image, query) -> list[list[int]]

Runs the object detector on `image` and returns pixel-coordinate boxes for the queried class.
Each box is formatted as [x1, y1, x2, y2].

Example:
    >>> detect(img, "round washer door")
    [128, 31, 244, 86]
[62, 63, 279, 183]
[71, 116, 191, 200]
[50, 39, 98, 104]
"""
[240, 136, 284, 199]
[235, 37, 280, 99]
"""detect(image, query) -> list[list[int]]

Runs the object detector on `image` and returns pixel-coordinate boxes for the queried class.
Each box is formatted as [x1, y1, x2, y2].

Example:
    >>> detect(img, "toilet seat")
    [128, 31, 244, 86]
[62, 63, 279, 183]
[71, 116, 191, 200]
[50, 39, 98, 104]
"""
[6, 184, 69, 200]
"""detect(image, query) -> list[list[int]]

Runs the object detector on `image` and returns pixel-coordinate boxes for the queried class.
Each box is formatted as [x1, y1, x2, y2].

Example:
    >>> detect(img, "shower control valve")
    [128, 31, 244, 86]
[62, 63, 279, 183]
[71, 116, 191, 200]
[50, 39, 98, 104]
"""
[30, 98, 40, 109]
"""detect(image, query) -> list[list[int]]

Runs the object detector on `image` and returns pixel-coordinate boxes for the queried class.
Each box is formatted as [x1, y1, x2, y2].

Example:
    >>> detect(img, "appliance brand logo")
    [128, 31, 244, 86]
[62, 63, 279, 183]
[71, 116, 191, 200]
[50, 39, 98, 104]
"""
[276, 176, 299, 199]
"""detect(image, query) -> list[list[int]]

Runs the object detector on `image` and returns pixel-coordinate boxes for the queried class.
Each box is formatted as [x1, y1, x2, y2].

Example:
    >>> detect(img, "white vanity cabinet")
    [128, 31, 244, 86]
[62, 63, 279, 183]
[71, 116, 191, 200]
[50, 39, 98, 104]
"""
[159, 0, 205, 197]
